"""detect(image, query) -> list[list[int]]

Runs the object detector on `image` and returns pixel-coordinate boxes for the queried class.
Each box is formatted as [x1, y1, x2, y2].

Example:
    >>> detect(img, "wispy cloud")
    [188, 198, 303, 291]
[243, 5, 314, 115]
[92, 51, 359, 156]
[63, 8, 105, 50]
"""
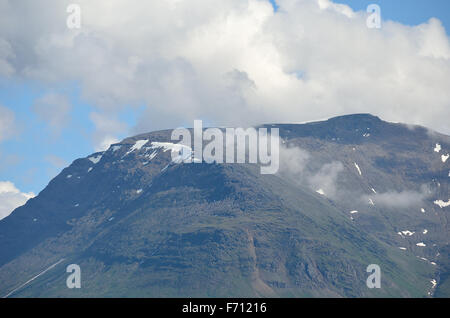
[0, 105, 16, 142]
[361, 185, 432, 208]
[32, 93, 72, 136]
[278, 145, 344, 198]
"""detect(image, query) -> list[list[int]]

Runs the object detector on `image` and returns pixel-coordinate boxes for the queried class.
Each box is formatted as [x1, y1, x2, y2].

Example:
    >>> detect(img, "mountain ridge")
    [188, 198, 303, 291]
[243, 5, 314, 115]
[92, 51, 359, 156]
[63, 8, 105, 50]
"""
[0, 113, 448, 297]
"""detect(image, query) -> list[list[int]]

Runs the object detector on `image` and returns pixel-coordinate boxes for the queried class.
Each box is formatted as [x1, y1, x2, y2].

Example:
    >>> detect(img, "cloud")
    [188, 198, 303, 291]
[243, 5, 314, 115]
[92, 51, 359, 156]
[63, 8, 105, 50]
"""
[0, 152, 22, 173]
[0, 181, 35, 220]
[0, 38, 15, 76]
[45, 154, 67, 168]
[278, 144, 343, 197]
[32, 93, 72, 136]
[89, 112, 127, 151]
[361, 186, 432, 208]
[0, 105, 16, 142]
[0, 0, 449, 136]
[45, 154, 68, 179]
[279, 144, 310, 175]
[307, 161, 344, 198]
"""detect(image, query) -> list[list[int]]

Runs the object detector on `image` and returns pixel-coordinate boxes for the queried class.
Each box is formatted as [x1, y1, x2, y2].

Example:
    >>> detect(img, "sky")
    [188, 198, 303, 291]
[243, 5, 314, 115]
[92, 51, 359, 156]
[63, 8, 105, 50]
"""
[0, 0, 449, 219]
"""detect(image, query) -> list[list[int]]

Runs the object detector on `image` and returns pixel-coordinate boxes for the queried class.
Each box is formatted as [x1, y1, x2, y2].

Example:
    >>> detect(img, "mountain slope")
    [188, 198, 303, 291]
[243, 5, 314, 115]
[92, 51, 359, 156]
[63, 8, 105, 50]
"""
[0, 114, 448, 297]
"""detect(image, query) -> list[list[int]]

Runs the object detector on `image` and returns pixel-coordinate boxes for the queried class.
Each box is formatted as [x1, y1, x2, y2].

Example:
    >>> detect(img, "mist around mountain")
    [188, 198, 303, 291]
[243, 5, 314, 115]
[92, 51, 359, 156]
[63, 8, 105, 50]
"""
[0, 114, 448, 297]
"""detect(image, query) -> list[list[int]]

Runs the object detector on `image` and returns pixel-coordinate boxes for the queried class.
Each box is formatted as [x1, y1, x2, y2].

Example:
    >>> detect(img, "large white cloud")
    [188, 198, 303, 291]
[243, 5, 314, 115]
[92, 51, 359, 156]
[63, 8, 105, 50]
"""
[0, 181, 35, 220]
[0, 0, 449, 138]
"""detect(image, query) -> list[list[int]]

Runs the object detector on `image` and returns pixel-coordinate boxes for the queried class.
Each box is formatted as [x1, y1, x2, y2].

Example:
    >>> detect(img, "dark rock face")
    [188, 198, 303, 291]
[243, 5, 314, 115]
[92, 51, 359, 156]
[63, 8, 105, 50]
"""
[0, 114, 448, 297]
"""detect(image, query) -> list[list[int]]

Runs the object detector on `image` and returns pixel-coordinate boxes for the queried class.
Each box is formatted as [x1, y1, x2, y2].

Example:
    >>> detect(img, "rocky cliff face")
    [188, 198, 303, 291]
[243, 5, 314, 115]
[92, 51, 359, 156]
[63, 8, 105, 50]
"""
[0, 114, 448, 297]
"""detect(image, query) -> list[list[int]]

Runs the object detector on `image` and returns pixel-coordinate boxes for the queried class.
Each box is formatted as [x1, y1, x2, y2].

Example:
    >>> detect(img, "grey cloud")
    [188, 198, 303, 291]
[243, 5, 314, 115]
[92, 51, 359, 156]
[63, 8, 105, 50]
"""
[0, 0, 449, 139]
[361, 186, 432, 208]
[307, 161, 344, 198]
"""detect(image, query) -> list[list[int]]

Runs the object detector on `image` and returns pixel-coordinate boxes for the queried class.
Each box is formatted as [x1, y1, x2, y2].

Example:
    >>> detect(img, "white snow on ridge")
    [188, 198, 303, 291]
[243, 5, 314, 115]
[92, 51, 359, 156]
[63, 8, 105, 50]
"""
[434, 199, 450, 208]
[88, 155, 103, 164]
[398, 247, 407, 250]
[316, 189, 325, 196]
[150, 142, 193, 163]
[416, 242, 426, 247]
[111, 145, 122, 152]
[371, 188, 377, 194]
[125, 139, 149, 156]
[442, 154, 449, 163]
[354, 162, 362, 176]
[423, 229, 428, 234]
[434, 144, 441, 153]
[350, 210, 358, 214]
[145, 150, 158, 161]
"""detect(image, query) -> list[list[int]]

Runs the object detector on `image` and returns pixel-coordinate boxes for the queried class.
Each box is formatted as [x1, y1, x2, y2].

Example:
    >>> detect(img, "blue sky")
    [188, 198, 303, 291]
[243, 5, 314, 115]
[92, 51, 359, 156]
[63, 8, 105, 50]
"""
[1, 0, 450, 197]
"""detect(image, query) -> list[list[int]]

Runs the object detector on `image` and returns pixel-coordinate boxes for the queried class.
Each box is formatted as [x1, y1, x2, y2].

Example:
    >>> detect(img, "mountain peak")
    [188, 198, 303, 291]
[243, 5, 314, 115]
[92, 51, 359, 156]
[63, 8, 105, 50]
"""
[327, 113, 382, 123]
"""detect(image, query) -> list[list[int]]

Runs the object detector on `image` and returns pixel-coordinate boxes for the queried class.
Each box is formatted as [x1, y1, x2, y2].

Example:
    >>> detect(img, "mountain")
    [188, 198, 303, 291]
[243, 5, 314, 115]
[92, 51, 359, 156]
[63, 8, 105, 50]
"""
[0, 114, 449, 297]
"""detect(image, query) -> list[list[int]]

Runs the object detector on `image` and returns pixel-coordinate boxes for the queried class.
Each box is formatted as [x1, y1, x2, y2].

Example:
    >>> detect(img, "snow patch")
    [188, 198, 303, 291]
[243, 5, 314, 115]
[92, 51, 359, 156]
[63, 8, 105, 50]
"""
[350, 210, 358, 214]
[88, 167, 93, 173]
[433, 144, 441, 153]
[371, 188, 377, 194]
[111, 145, 122, 152]
[368, 198, 374, 206]
[124, 139, 149, 156]
[421, 208, 426, 213]
[161, 164, 169, 172]
[145, 150, 158, 161]
[434, 199, 450, 208]
[66, 175, 72, 179]
[398, 247, 407, 250]
[136, 189, 143, 194]
[423, 229, 428, 234]
[354, 163, 362, 175]
[442, 154, 449, 163]
[316, 189, 325, 196]
[416, 242, 426, 247]
[398, 230, 415, 236]
[88, 155, 103, 164]
[150, 142, 193, 163]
